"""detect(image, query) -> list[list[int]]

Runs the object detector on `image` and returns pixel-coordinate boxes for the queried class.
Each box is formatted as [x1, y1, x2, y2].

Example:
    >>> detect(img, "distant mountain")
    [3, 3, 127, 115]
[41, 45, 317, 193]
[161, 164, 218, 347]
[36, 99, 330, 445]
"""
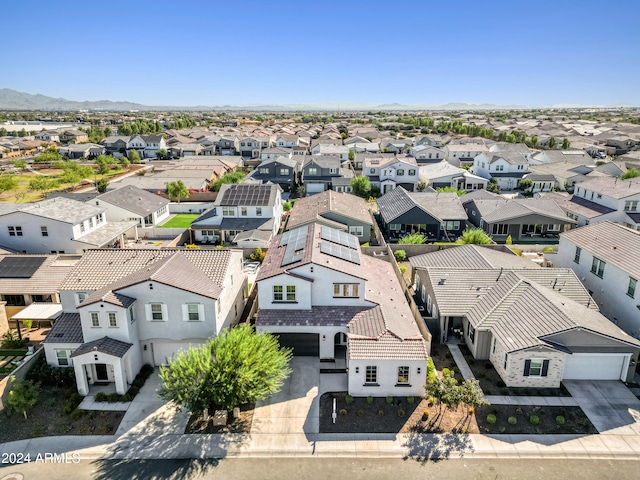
[0, 88, 636, 112]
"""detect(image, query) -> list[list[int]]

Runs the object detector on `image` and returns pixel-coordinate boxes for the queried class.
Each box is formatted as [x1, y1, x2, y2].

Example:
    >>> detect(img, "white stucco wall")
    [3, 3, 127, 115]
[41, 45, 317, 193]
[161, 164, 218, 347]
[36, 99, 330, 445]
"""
[348, 359, 425, 397]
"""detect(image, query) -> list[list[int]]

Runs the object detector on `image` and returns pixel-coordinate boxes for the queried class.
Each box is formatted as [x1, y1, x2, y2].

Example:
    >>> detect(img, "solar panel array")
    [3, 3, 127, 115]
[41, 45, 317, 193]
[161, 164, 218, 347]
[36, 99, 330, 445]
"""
[320, 225, 358, 250]
[0, 256, 46, 278]
[222, 185, 272, 206]
[320, 241, 361, 265]
[280, 227, 308, 267]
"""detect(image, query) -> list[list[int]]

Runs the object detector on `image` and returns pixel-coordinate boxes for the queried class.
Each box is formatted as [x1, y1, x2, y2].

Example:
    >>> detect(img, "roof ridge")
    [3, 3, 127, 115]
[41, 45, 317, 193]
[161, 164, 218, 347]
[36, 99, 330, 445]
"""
[474, 274, 525, 327]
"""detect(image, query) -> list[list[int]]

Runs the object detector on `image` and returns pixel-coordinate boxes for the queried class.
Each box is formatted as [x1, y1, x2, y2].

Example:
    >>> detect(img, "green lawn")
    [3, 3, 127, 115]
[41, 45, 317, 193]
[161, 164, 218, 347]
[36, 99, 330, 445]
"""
[158, 214, 199, 228]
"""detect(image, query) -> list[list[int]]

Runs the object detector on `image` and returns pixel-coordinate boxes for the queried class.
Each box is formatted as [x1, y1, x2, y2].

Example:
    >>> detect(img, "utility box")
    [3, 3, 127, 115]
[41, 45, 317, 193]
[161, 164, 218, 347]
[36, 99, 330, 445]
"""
[212, 410, 228, 426]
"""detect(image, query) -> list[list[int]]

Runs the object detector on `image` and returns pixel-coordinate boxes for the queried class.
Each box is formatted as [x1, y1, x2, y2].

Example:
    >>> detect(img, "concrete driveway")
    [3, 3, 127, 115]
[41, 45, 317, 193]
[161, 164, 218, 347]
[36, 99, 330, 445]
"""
[564, 380, 640, 434]
[251, 357, 319, 435]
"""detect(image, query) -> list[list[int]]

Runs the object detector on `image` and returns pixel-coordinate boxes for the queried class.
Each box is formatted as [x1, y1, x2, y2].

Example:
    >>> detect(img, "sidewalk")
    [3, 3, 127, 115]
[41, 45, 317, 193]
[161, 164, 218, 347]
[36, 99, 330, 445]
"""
[446, 343, 475, 381]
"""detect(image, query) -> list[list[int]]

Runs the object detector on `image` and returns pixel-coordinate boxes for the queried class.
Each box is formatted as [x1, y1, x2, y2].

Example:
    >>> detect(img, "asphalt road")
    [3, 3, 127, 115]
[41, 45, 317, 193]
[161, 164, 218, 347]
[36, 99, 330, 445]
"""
[1, 457, 639, 480]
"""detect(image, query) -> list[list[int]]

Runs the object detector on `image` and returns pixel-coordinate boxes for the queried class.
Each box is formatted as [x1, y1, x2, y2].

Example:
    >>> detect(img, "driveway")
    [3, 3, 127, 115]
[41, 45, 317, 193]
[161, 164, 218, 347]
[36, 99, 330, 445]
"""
[251, 357, 319, 434]
[564, 380, 640, 434]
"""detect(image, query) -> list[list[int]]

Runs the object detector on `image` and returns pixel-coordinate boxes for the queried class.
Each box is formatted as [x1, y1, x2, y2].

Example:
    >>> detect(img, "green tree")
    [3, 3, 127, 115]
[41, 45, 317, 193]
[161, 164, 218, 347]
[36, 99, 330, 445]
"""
[487, 178, 500, 194]
[350, 175, 371, 198]
[210, 171, 245, 191]
[95, 156, 111, 175]
[7, 378, 40, 419]
[156, 148, 171, 160]
[283, 201, 292, 212]
[399, 233, 426, 244]
[119, 157, 130, 168]
[518, 179, 533, 191]
[0, 176, 18, 193]
[436, 186, 466, 196]
[33, 150, 63, 163]
[29, 176, 59, 195]
[529, 135, 538, 148]
[460, 228, 492, 245]
[0, 127, 7, 136]
[13, 159, 27, 171]
[621, 168, 640, 180]
[548, 136, 557, 149]
[561, 138, 571, 149]
[348, 150, 355, 162]
[127, 149, 141, 164]
[96, 177, 109, 193]
[166, 180, 190, 202]
[458, 379, 489, 413]
[159, 324, 292, 412]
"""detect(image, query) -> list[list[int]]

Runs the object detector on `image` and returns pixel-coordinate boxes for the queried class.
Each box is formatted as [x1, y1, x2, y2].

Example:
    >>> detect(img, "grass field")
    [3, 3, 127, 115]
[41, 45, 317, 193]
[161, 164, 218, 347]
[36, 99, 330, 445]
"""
[158, 214, 199, 228]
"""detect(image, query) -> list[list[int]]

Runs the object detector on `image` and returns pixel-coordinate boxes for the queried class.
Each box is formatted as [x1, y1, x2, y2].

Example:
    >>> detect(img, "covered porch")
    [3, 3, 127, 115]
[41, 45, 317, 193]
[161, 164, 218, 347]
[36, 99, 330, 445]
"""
[70, 337, 133, 396]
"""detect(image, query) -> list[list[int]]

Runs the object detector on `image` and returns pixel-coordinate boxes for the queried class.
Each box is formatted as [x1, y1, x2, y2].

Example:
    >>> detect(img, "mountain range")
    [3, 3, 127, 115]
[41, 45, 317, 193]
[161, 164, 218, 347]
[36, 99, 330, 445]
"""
[0, 88, 636, 112]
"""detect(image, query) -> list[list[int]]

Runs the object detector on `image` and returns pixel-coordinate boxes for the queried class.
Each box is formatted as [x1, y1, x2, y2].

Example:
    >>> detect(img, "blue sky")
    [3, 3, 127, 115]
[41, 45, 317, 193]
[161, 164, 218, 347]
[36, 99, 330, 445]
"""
[3, 0, 639, 106]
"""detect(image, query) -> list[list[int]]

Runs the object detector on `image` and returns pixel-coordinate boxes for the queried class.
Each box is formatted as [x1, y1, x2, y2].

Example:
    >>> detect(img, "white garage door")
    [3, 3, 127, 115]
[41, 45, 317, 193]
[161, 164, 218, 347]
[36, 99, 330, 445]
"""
[563, 353, 629, 380]
[151, 342, 191, 366]
[306, 183, 325, 194]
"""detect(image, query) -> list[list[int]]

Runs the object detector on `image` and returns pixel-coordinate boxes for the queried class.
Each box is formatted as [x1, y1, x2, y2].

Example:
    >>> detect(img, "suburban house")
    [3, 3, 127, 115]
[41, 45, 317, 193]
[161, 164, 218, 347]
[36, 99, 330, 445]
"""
[190, 183, 283, 246]
[301, 155, 345, 194]
[410, 145, 445, 164]
[101, 136, 130, 157]
[34, 130, 60, 142]
[238, 136, 270, 158]
[363, 155, 419, 193]
[0, 198, 138, 254]
[377, 187, 468, 241]
[547, 222, 640, 339]
[311, 144, 349, 161]
[93, 185, 170, 228]
[217, 136, 237, 156]
[443, 143, 489, 167]
[245, 156, 301, 192]
[255, 224, 429, 397]
[59, 143, 105, 159]
[43, 248, 246, 395]
[410, 245, 640, 386]
[381, 139, 412, 154]
[418, 161, 488, 191]
[274, 134, 299, 148]
[415, 134, 445, 147]
[128, 135, 167, 159]
[463, 190, 576, 242]
[59, 130, 89, 144]
[285, 190, 373, 244]
[520, 173, 556, 193]
[472, 152, 529, 191]
[260, 147, 292, 161]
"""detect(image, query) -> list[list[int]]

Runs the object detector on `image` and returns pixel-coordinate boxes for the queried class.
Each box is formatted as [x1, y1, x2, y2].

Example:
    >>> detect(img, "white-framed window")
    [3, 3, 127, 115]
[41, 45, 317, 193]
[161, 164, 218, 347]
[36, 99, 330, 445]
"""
[56, 350, 69, 366]
[308, 167, 318, 175]
[591, 256, 605, 278]
[370, 168, 376, 174]
[241, 207, 248, 216]
[280, 168, 290, 175]
[329, 168, 338, 174]
[495, 165, 504, 171]
[273, 285, 283, 301]
[183, 303, 204, 322]
[259, 167, 269, 174]
[286, 285, 296, 301]
[129, 306, 136, 323]
[624, 201, 638, 212]
[628, 277, 637, 298]
[397, 169, 404, 175]
[89, 218, 94, 228]
[333, 283, 359, 298]
[76, 292, 88, 305]
[365, 366, 377, 384]
[525, 359, 545, 377]
[41, 226, 48, 237]
[397, 366, 410, 384]
[468, 324, 475, 343]
[80, 222, 85, 233]
[491, 224, 509, 235]
[90, 312, 100, 328]
[222, 206, 236, 216]
[8, 226, 22, 237]
[547, 224, 560, 232]
[108, 312, 117, 328]
[148, 303, 166, 321]
[408, 169, 416, 175]
[441, 221, 461, 231]
[389, 223, 401, 231]
[348, 225, 364, 236]
[97, 213, 104, 223]
[574, 246, 581, 264]
[256, 207, 262, 216]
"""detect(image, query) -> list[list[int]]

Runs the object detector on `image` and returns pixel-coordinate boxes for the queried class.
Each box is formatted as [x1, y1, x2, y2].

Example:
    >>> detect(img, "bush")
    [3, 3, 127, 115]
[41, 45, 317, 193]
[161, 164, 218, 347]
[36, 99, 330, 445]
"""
[367, 396, 374, 404]
[386, 396, 394, 404]
[442, 367, 450, 377]
[529, 415, 540, 425]
[486, 414, 497, 424]
[394, 250, 407, 262]
[427, 396, 435, 407]
[378, 409, 385, 416]
[94, 392, 108, 402]
[515, 407, 523, 415]
[508, 416, 517, 425]
[406, 396, 415, 404]
[422, 410, 430, 420]
[555, 415, 565, 425]
[345, 395, 354, 405]
[543, 247, 554, 252]
[127, 386, 140, 397]
[70, 408, 84, 421]
[357, 409, 365, 417]
[399, 265, 407, 274]
[397, 409, 405, 417]
[512, 249, 523, 256]
[107, 393, 120, 403]
[339, 409, 347, 416]
[2, 331, 28, 349]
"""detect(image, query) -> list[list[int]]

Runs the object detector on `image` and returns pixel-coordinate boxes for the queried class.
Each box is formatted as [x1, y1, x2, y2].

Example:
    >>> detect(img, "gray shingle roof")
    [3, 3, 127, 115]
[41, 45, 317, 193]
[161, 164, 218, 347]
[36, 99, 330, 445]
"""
[21, 197, 104, 224]
[286, 190, 372, 230]
[471, 198, 575, 224]
[44, 312, 83, 344]
[575, 176, 640, 199]
[96, 185, 169, 217]
[377, 187, 467, 224]
[71, 336, 133, 358]
[410, 245, 533, 270]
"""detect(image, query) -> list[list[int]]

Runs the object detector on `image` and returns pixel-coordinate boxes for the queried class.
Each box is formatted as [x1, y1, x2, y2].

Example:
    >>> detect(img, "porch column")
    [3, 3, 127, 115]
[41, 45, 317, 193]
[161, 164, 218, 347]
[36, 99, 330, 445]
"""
[74, 363, 89, 396]
[114, 359, 128, 395]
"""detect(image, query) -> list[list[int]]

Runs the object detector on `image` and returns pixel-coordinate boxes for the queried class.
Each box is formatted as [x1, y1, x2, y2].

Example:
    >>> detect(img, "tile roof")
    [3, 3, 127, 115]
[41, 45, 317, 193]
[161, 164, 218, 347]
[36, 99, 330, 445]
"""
[43, 312, 84, 344]
[377, 187, 467, 223]
[470, 198, 575, 224]
[96, 185, 169, 217]
[0, 254, 77, 294]
[410, 245, 533, 270]
[256, 306, 371, 328]
[21, 197, 105, 224]
[76, 221, 139, 247]
[79, 290, 137, 309]
[575, 176, 640, 199]
[286, 190, 373, 230]
[560, 221, 640, 275]
[71, 336, 133, 358]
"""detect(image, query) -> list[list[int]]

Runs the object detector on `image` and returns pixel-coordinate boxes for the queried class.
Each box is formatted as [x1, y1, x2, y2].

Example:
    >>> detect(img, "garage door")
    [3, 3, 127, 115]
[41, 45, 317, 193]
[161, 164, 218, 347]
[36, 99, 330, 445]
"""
[151, 342, 190, 366]
[276, 333, 319, 356]
[563, 353, 629, 380]
[306, 183, 325, 194]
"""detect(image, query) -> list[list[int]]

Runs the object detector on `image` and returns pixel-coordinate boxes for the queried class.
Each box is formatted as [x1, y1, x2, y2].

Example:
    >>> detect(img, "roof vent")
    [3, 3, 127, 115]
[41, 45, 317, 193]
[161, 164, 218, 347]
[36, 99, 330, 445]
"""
[438, 278, 446, 285]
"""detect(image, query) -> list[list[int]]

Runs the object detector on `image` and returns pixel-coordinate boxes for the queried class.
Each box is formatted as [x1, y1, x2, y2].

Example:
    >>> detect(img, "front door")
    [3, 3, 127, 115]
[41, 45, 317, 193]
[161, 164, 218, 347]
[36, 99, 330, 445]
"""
[95, 363, 108, 381]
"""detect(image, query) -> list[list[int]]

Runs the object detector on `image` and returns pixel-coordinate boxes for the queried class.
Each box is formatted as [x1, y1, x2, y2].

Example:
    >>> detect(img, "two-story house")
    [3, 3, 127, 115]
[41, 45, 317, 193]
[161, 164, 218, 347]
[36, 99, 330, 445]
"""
[101, 136, 130, 158]
[301, 155, 344, 194]
[443, 143, 489, 167]
[548, 222, 640, 338]
[34, 130, 60, 143]
[217, 136, 237, 156]
[93, 185, 170, 228]
[237, 136, 271, 158]
[127, 135, 166, 159]
[43, 248, 245, 395]
[245, 156, 301, 192]
[255, 224, 429, 397]
[363, 155, 419, 193]
[410, 145, 445, 164]
[190, 183, 283, 247]
[418, 161, 488, 191]
[260, 147, 292, 162]
[472, 152, 529, 191]
[274, 134, 299, 148]
[311, 144, 349, 162]
[0, 198, 138, 254]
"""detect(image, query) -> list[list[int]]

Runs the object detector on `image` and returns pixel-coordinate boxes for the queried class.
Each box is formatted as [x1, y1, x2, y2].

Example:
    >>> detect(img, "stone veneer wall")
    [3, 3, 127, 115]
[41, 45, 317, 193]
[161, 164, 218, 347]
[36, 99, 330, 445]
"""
[490, 338, 564, 388]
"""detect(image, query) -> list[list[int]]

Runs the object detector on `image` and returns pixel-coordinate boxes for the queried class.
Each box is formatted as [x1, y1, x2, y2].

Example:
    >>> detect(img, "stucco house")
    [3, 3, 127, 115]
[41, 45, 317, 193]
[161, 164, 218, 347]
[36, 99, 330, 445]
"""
[363, 155, 419, 193]
[472, 152, 529, 191]
[301, 155, 346, 194]
[43, 248, 246, 395]
[418, 161, 488, 191]
[246, 156, 301, 192]
[93, 185, 170, 228]
[255, 224, 429, 397]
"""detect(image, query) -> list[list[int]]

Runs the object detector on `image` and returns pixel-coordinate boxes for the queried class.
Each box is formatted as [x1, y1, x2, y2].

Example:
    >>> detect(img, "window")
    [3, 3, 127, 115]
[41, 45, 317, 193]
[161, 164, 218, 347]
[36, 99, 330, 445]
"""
[80, 222, 85, 233]
[241, 207, 248, 216]
[8, 226, 22, 237]
[56, 350, 69, 367]
[41, 226, 48, 237]
[624, 201, 638, 212]
[574, 247, 581, 264]
[524, 359, 549, 377]
[370, 168, 376, 174]
[259, 167, 269, 174]
[628, 277, 637, 298]
[286, 285, 296, 301]
[348, 225, 364, 236]
[1, 295, 25, 306]
[397, 366, 410, 384]
[468, 324, 475, 344]
[491, 224, 509, 235]
[397, 169, 404, 175]
[222, 206, 236, 216]
[389, 223, 401, 231]
[280, 168, 290, 175]
[97, 213, 104, 223]
[547, 224, 560, 232]
[91, 312, 100, 327]
[308, 167, 318, 175]
[273, 285, 283, 301]
[492, 338, 496, 354]
[129, 306, 136, 323]
[495, 165, 504, 171]
[441, 221, 461, 231]
[591, 257, 606, 278]
[150, 303, 164, 321]
[517, 165, 524, 170]
[89, 218, 94, 228]
[333, 283, 359, 297]
[108, 312, 117, 327]
[76, 292, 88, 305]
[329, 168, 338, 174]
[256, 207, 262, 216]
[503, 353, 508, 370]
[187, 304, 200, 321]
[365, 366, 377, 384]
[408, 169, 416, 176]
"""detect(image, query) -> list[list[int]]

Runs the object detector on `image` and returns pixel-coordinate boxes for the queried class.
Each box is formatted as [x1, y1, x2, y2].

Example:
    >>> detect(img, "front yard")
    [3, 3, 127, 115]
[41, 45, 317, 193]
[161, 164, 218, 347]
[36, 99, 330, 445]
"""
[185, 403, 255, 434]
[476, 405, 597, 435]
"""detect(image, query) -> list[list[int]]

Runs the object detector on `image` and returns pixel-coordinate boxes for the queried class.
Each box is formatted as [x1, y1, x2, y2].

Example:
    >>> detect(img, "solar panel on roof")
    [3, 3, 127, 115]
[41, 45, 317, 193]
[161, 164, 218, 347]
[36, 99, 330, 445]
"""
[280, 227, 308, 267]
[320, 225, 358, 250]
[320, 241, 360, 265]
[0, 256, 47, 278]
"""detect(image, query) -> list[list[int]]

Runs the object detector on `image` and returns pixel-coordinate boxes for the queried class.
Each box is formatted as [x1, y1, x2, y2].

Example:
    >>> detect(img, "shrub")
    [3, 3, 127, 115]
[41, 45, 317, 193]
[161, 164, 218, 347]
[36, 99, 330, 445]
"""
[357, 409, 365, 417]
[2, 331, 28, 349]
[378, 409, 385, 416]
[486, 414, 497, 424]
[442, 368, 451, 377]
[94, 392, 108, 402]
[508, 416, 517, 425]
[367, 396, 374, 404]
[406, 396, 415, 404]
[339, 409, 347, 416]
[422, 410, 430, 420]
[22, 320, 33, 329]
[399, 233, 426, 245]
[496, 380, 506, 388]
[556, 415, 565, 425]
[515, 408, 523, 415]
[394, 250, 407, 262]
[107, 393, 120, 403]
[529, 415, 540, 425]
[345, 395, 354, 405]
[70, 408, 84, 421]
[427, 396, 435, 406]
[399, 265, 407, 274]
[512, 249, 523, 256]
[386, 396, 394, 404]
[543, 247, 554, 252]
[467, 407, 475, 416]
[397, 409, 405, 417]
[140, 364, 154, 378]
[127, 386, 140, 397]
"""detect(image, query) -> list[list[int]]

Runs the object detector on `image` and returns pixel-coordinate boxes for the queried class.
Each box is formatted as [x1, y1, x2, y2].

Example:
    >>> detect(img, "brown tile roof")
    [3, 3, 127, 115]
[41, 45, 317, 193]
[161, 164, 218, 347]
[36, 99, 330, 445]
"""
[0, 254, 77, 295]
[286, 191, 372, 230]
[71, 336, 133, 358]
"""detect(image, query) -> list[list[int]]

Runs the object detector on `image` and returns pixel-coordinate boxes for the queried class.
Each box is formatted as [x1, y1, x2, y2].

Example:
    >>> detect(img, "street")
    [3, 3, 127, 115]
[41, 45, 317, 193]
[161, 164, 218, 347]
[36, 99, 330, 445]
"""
[1, 457, 639, 480]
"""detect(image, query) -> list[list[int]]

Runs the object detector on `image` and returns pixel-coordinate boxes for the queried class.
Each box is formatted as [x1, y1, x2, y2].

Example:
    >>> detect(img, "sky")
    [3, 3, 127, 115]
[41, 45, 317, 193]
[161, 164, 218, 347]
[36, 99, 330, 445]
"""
[3, 0, 640, 107]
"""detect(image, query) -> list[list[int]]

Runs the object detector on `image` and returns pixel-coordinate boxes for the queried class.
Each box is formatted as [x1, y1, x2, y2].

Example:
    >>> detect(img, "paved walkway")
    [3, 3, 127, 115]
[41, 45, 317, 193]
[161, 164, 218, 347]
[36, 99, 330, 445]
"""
[446, 343, 475, 381]
[485, 395, 578, 407]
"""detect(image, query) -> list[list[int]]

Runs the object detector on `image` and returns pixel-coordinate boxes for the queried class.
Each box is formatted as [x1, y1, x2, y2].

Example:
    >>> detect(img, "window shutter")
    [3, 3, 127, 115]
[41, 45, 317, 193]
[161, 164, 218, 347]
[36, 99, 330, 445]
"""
[161, 304, 168, 321]
[541, 360, 549, 377]
[198, 304, 205, 322]
[182, 304, 189, 322]
[145, 304, 152, 321]
[523, 359, 531, 376]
